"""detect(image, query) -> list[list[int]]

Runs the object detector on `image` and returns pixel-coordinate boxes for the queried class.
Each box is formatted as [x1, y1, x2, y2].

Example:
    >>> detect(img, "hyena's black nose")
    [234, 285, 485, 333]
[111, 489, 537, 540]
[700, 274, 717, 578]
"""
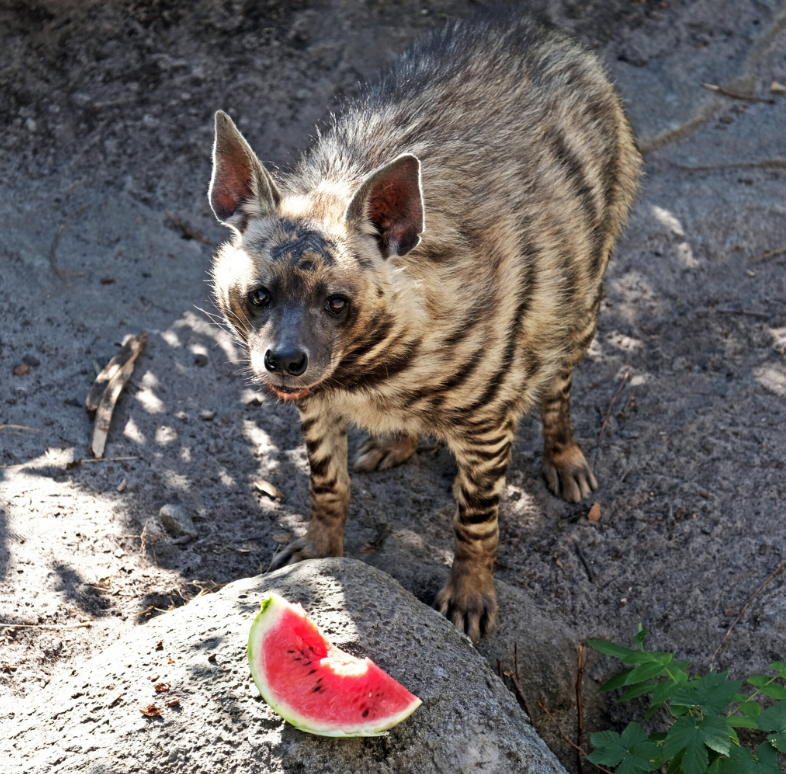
[265, 348, 308, 376]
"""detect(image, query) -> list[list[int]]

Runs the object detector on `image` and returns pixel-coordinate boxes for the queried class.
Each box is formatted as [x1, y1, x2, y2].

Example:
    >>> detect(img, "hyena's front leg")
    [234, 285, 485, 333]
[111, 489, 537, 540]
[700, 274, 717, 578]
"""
[435, 423, 514, 643]
[268, 405, 350, 571]
[540, 368, 597, 504]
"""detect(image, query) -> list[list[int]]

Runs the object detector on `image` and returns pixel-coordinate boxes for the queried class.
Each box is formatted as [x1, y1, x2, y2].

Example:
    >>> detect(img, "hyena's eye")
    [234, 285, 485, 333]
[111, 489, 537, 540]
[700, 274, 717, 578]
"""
[326, 296, 348, 315]
[248, 287, 271, 308]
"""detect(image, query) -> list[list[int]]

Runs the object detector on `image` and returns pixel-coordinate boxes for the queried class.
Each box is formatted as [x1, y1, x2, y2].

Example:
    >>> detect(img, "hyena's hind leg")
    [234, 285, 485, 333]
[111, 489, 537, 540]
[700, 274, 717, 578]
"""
[540, 367, 597, 504]
[353, 434, 420, 473]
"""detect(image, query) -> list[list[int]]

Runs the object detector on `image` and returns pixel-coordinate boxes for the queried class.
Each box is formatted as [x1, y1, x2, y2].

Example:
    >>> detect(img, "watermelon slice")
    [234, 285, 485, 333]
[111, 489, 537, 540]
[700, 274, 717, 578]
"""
[247, 593, 422, 737]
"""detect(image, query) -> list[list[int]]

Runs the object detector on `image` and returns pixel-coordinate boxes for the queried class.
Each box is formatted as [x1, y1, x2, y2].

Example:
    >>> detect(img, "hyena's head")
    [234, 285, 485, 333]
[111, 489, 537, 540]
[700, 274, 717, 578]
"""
[208, 111, 424, 401]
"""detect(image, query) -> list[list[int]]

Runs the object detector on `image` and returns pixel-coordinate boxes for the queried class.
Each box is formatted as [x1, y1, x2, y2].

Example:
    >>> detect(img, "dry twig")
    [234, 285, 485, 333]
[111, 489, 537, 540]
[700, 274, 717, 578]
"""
[750, 245, 786, 264]
[0, 621, 91, 630]
[167, 212, 211, 245]
[577, 644, 585, 774]
[49, 204, 88, 280]
[710, 558, 786, 670]
[538, 702, 614, 774]
[598, 371, 631, 444]
[702, 83, 775, 104]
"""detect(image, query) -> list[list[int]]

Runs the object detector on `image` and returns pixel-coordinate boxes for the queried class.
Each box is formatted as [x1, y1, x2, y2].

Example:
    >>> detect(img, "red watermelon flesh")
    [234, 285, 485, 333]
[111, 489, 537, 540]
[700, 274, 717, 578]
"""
[248, 593, 422, 737]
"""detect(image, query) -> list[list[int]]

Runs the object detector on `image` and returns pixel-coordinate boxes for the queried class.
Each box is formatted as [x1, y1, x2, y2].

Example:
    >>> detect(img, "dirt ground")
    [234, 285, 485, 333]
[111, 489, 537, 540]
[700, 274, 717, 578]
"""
[1, 0, 786, 757]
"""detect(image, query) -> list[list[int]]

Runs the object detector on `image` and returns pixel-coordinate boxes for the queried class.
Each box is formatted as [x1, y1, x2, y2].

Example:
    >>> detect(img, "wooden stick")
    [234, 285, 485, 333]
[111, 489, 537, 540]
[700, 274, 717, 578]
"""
[577, 644, 585, 774]
[49, 204, 89, 280]
[167, 211, 212, 245]
[0, 424, 40, 431]
[598, 370, 630, 444]
[750, 245, 786, 264]
[1, 622, 91, 630]
[88, 333, 148, 458]
[702, 83, 775, 104]
[538, 702, 614, 774]
[710, 558, 786, 670]
[511, 642, 536, 721]
[85, 333, 148, 418]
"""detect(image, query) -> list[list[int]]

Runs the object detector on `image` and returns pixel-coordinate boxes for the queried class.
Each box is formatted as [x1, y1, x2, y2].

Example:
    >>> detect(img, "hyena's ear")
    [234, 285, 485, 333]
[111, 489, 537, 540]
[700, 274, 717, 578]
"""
[344, 154, 424, 258]
[209, 111, 281, 232]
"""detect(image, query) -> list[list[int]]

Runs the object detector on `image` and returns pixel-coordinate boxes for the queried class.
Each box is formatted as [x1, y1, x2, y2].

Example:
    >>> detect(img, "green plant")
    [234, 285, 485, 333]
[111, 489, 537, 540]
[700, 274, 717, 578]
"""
[586, 625, 786, 773]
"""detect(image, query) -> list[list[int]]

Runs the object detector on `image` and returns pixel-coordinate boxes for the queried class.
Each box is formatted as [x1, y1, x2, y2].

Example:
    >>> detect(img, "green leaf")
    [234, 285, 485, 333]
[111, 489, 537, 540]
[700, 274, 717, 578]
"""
[665, 749, 684, 774]
[754, 742, 781, 772]
[619, 723, 650, 748]
[748, 675, 772, 687]
[652, 679, 682, 706]
[93, 359, 102, 376]
[727, 716, 759, 728]
[632, 623, 649, 650]
[716, 745, 756, 774]
[757, 701, 786, 733]
[618, 681, 659, 703]
[587, 639, 638, 660]
[620, 651, 674, 666]
[672, 672, 744, 716]
[738, 701, 762, 718]
[662, 715, 732, 774]
[587, 730, 628, 767]
[767, 732, 786, 753]
[769, 661, 786, 674]
[600, 668, 635, 693]
[759, 684, 786, 700]
[701, 715, 732, 756]
[626, 661, 673, 685]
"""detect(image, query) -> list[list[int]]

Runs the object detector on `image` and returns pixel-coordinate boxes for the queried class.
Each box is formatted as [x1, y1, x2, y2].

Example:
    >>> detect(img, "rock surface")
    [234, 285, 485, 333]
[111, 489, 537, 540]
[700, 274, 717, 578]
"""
[158, 503, 198, 539]
[1, 559, 567, 774]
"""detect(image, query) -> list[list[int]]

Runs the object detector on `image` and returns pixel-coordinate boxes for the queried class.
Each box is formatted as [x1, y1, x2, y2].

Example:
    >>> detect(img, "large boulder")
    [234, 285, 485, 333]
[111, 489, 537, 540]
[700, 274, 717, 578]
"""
[3, 559, 567, 774]
[362, 552, 602, 774]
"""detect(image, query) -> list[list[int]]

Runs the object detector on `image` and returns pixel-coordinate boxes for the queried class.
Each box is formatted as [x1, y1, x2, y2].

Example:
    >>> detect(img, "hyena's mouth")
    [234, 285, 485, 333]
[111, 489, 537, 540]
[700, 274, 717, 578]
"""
[268, 384, 311, 401]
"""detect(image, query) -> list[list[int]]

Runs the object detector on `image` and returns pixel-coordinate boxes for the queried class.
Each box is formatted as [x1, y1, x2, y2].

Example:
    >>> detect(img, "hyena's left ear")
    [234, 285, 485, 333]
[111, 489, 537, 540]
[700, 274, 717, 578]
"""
[209, 111, 281, 233]
[344, 154, 424, 258]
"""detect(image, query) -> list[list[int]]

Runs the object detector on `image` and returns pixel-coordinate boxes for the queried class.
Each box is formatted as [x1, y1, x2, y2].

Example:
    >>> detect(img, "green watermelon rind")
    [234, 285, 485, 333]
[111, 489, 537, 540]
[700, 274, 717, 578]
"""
[247, 593, 422, 738]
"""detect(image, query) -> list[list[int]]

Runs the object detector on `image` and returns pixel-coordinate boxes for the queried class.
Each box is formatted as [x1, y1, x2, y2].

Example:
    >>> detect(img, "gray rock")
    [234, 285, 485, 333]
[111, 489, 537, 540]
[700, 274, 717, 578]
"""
[159, 503, 198, 539]
[2, 559, 567, 774]
[362, 552, 600, 773]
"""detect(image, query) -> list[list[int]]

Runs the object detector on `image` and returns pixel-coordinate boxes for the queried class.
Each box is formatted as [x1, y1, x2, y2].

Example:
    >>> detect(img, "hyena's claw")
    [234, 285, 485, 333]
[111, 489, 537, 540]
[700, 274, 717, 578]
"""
[353, 434, 419, 473]
[543, 444, 598, 504]
[434, 563, 497, 644]
[267, 537, 326, 572]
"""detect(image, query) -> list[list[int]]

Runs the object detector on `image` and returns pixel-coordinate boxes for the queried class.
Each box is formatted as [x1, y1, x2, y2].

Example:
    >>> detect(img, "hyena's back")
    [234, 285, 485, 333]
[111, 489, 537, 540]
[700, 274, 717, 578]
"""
[289, 19, 641, 428]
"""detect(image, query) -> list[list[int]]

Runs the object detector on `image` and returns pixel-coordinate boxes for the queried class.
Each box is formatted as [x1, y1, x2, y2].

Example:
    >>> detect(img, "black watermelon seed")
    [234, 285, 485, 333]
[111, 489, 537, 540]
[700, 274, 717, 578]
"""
[362, 709, 369, 718]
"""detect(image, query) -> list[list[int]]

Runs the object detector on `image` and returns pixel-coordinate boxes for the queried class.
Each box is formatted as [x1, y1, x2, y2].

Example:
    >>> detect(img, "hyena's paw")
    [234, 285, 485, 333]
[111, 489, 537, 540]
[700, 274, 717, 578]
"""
[434, 561, 497, 644]
[543, 444, 598, 504]
[353, 434, 419, 473]
[267, 534, 341, 572]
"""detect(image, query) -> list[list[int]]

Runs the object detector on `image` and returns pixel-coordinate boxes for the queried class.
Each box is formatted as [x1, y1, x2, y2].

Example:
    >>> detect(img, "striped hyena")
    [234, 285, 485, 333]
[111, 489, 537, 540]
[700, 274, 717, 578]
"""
[209, 18, 641, 642]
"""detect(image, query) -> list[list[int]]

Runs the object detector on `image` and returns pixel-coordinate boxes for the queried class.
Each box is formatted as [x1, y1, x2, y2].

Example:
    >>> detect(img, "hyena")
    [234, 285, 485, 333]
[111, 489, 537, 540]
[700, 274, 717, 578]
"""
[209, 18, 641, 642]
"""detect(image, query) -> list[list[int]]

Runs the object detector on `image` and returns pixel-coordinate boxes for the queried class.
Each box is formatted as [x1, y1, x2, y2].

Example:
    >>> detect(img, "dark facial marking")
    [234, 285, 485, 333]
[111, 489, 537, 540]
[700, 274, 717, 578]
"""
[269, 219, 335, 270]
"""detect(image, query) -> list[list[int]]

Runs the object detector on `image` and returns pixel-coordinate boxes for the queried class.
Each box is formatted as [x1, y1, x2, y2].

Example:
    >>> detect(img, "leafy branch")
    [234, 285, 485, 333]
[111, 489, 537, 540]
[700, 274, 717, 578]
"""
[585, 625, 786, 774]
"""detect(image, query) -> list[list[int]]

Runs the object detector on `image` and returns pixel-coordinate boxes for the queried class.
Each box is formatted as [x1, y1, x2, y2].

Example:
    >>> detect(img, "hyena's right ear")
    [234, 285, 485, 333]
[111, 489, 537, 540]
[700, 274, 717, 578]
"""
[344, 154, 424, 258]
[209, 111, 281, 233]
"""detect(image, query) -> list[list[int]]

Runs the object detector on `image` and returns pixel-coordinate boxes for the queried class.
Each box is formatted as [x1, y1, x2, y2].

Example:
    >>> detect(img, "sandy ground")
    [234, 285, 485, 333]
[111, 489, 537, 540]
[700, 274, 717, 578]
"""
[1, 0, 785, 755]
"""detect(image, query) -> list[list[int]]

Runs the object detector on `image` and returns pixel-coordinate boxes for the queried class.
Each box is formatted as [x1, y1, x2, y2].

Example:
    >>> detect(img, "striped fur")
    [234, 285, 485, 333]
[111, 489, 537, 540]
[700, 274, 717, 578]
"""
[210, 18, 641, 642]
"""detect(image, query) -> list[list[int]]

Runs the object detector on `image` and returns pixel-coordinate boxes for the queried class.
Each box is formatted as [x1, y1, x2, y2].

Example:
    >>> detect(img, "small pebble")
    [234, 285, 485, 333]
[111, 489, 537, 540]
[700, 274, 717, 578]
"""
[175, 411, 190, 423]
[117, 478, 128, 493]
[199, 410, 216, 421]
[272, 533, 291, 544]
[22, 354, 40, 367]
[587, 502, 601, 521]
[194, 354, 208, 367]
[13, 363, 29, 376]
[159, 504, 198, 539]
